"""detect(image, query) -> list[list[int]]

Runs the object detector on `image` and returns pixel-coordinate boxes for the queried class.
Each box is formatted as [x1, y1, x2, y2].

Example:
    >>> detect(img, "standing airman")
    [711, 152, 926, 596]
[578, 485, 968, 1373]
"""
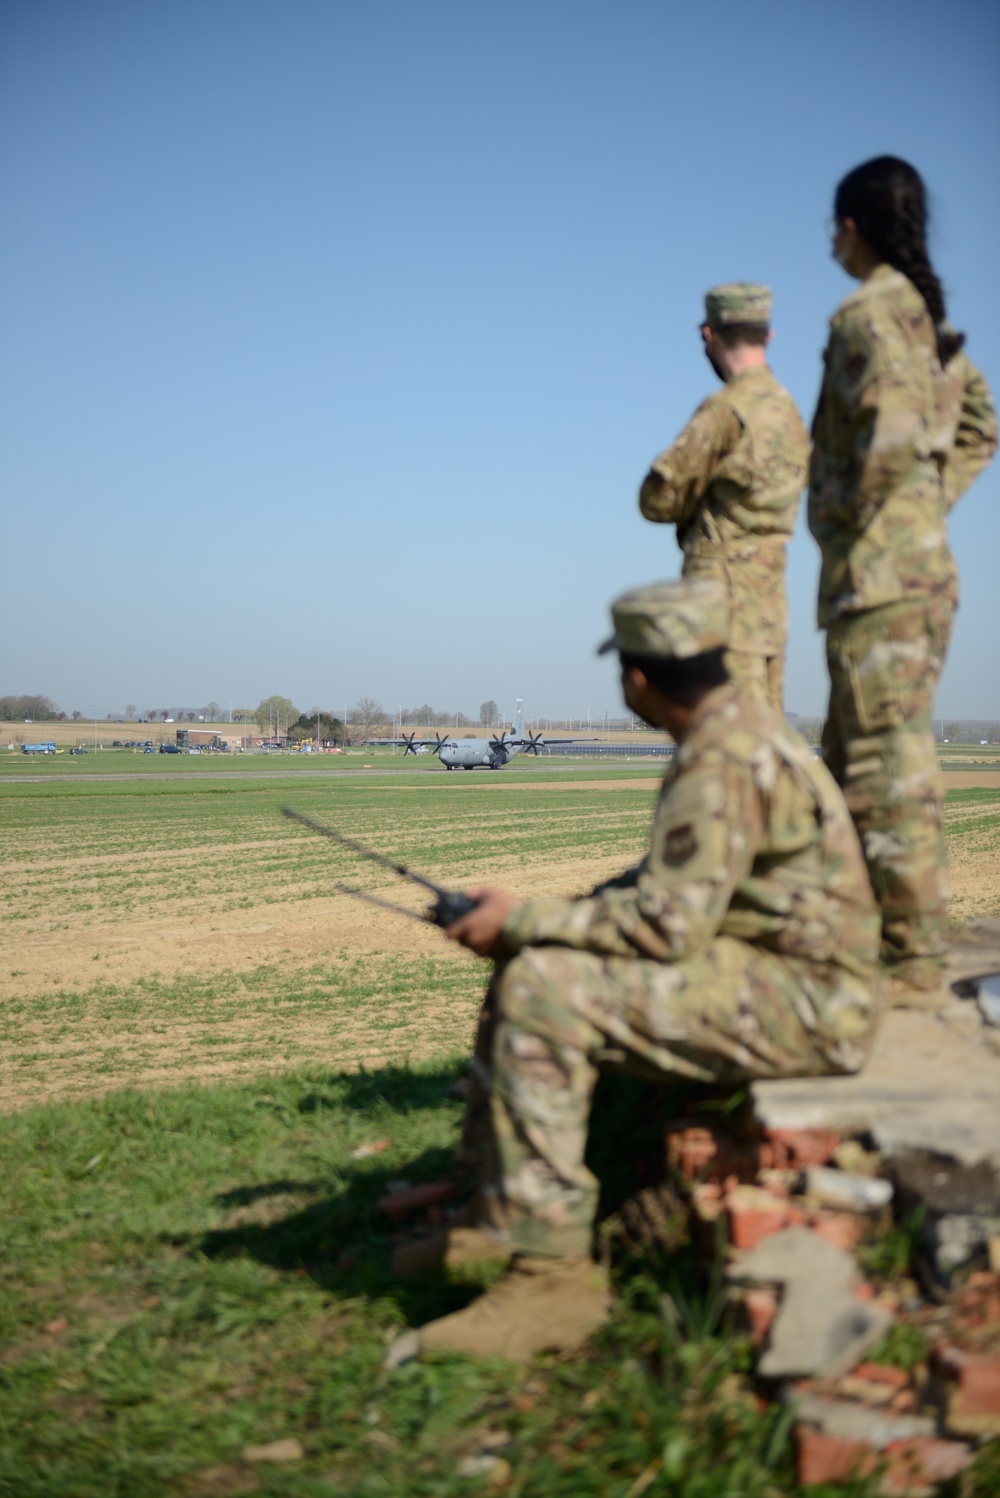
[810, 156, 997, 1005]
[639, 284, 810, 713]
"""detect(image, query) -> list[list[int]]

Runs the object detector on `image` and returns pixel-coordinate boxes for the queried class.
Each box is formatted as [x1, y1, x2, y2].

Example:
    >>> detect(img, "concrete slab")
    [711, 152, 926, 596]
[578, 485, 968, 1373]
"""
[754, 923, 1000, 1170]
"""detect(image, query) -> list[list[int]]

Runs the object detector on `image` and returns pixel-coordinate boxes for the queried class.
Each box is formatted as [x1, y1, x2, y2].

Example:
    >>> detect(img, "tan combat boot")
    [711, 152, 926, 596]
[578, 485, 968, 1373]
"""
[417, 1254, 612, 1361]
[393, 1222, 512, 1278]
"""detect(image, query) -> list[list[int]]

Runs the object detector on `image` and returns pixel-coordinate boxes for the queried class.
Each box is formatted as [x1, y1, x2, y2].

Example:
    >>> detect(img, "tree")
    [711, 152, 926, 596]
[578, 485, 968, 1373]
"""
[479, 700, 499, 728]
[353, 697, 386, 737]
[71, 710, 82, 721]
[125, 704, 137, 722]
[231, 707, 255, 724]
[401, 703, 436, 726]
[289, 712, 345, 745]
[203, 701, 223, 722]
[256, 695, 298, 736]
[0, 694, 59, 722]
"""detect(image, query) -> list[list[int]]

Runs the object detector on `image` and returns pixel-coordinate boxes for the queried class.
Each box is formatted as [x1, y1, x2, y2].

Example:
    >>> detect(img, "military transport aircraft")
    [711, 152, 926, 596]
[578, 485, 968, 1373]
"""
[368, 701, 599, 770]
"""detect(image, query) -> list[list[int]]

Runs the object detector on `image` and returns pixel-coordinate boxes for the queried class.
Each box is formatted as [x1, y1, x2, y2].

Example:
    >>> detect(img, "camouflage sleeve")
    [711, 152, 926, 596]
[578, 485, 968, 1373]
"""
[502, 757, 761, 961]
[814, 311, 925, 532]
[944, 356, 998, 511]
[638, 397, 743, 526]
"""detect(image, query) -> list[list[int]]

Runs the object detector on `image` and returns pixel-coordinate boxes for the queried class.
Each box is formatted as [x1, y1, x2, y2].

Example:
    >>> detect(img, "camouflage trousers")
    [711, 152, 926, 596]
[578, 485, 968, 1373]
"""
[822, 596, 953, 988]
[725, 649, 785, 715]
[461, 940, 873, 1259]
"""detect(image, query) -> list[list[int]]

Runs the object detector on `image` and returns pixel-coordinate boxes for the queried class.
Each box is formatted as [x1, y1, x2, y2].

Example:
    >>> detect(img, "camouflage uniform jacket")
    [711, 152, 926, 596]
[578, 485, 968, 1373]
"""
[808, 265, 998, 626]
[503, 683, 881, 1043]
[639, 368, 810, 656]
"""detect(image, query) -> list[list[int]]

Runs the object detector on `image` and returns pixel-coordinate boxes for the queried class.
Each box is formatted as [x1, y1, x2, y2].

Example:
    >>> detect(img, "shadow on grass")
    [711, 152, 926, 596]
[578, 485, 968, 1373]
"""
[193, 1061, 478, 1322]
[187, 1064, 729, 1328]
[296, 1060, 467, 1117]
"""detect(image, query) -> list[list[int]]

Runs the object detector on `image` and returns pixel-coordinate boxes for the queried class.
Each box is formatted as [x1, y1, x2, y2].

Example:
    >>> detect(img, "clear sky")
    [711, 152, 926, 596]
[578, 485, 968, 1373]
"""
[2, 0, 998, 723]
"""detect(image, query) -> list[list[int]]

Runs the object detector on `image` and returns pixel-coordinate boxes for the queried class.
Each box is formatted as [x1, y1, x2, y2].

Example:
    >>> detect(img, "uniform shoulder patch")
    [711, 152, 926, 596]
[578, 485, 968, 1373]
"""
[663, 823, 698, 866]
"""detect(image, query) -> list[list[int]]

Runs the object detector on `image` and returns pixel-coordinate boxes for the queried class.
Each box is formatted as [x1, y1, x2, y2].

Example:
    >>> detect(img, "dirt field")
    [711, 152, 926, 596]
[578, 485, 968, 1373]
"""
[2, 769, 997, 1111]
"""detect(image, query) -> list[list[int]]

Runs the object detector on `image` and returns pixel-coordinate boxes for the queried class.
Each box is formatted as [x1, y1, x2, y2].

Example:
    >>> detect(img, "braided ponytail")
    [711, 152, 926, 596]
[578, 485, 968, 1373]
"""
[835, 156, 965, 364]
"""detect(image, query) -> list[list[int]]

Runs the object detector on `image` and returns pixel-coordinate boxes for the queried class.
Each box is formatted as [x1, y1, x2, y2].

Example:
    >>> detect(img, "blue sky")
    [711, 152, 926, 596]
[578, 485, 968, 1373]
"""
[2, 0, 998, 722]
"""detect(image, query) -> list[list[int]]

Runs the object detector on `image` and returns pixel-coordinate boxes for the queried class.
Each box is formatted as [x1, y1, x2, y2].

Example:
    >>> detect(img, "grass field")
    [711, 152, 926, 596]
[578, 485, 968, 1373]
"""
[2, 764, 999, 1494]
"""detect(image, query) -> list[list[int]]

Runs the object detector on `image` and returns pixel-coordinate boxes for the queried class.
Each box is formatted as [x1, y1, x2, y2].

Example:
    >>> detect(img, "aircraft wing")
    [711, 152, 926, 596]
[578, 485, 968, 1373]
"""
[528, 736, 603, 745]
[363, 738, 446, 746]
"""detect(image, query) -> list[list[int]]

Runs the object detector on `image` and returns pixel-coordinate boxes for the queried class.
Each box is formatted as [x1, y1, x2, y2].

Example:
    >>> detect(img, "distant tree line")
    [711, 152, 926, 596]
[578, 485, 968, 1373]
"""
[941, 720, 1000, 743]
[396, 704, 475, 727]
[12, 689, 994, 743]
[253, 695, 346, 742]
[0, 694, 60, 721]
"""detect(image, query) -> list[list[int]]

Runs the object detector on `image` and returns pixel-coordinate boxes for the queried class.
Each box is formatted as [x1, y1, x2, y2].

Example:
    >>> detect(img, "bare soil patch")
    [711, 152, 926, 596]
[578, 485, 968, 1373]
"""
[2, 770, 997, 1112]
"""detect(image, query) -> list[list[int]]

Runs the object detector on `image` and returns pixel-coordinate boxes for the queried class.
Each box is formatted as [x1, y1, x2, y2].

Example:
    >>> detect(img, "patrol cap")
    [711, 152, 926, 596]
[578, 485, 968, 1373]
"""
[704, 282, 772, 328]
[597, 579, 729, 659]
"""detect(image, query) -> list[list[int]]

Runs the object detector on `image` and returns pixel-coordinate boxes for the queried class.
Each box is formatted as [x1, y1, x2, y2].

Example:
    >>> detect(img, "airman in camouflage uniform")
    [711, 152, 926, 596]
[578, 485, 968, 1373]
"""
[402, 581, 882, 1361]
[810, 265, 998, 994]
[639, 285, 810, 713]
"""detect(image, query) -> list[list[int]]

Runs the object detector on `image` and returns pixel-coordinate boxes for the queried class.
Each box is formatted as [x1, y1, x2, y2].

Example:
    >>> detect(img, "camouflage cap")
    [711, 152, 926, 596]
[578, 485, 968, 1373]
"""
[597, 579, 729, 659]
[704, 282, 772, 328]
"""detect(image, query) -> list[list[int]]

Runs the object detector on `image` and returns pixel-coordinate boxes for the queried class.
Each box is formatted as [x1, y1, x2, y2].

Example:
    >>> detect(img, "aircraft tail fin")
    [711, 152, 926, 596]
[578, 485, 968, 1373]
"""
[510, 699, 525, 739]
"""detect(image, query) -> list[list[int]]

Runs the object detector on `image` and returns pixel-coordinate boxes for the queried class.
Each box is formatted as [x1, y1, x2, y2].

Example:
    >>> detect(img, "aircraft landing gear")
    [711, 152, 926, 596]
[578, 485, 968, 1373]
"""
[463, 765, 475, 771]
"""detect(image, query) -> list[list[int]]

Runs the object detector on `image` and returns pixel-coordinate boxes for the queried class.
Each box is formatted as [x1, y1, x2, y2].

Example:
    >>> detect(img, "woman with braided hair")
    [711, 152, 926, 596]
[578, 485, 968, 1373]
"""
[809, 155, 997, 1007]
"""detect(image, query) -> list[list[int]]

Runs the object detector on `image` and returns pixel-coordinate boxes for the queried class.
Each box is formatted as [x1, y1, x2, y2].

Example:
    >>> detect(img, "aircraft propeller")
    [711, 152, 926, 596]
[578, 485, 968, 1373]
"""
[401, 732, 420, 756]
[523, 730, 545, 756]
[433, 731, 452, 753]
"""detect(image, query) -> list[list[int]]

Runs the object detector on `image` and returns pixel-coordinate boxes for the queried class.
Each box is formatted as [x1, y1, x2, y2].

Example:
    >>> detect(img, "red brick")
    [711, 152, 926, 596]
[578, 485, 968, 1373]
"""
[854, 1362, 910, 1389]
[797, 1428, 972, 1492]
[724, 1184, 791, 1249]
[760, 1127, 841, 1170]
[934, 1344, 1000, 1416]
[881, 1437, 973, 1490]
[796, 1428, 876, 1486]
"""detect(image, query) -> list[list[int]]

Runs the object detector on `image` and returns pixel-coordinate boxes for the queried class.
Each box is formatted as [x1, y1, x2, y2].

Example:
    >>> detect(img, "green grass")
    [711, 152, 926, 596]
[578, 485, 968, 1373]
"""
[2, 764, 998, 1492]
[0, 1066, 835, 1496]
[0, 748, 668, 779]
[3, 1066, 998, 1496]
